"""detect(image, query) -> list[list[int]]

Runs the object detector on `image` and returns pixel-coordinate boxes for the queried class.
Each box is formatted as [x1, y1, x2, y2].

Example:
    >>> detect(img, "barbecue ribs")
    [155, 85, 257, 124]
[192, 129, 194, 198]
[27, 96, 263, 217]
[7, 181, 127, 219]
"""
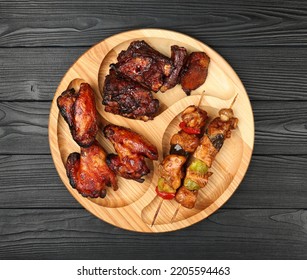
[114, 40, 173, 92]
[102, 68, 159, 121]
[160, 45, 188, 92]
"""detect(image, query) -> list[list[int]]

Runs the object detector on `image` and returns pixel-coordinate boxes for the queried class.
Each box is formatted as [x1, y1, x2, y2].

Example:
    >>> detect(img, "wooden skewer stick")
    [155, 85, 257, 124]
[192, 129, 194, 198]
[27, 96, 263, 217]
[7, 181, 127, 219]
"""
[151, 198, 164, 227]
[170, 92, 238, 223]
[170, 204, 181, 223]
[171, 91, 206, 224]
[151, 92, 206, 226]
[229, 93, 238, 109]
[197, 90, 206, 108]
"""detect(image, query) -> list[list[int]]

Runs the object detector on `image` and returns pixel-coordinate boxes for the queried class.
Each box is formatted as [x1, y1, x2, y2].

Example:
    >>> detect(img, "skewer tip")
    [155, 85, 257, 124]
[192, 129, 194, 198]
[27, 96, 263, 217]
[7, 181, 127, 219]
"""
[151, 198, 164, 227]
[229, 93, 238, 109]
[197, 90, 206, 108]
[171, 204, 181, 223]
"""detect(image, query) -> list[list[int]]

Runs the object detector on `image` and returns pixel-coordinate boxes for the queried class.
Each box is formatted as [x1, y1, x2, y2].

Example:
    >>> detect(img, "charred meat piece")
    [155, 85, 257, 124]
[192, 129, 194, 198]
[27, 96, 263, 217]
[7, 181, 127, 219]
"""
[104, 124, 158, 181]
[102, 68, 159, 121]
[66, 140, 117, 198]
[57, 83, 98, 147]
[175, 186, 198, 209]
[180, 52, 210, 95]
[114, 40, 173, 92]
[160, 45, 188, 92]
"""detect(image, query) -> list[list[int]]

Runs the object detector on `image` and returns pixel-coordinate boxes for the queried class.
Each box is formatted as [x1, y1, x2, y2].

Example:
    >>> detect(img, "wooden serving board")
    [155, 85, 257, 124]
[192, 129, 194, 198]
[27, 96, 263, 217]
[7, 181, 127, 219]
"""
[49, 29, 254, 233]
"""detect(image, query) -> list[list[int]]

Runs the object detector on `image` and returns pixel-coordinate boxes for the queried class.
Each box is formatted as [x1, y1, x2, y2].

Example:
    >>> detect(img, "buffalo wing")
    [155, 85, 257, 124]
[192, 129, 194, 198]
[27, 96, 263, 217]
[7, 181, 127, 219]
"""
[57, 83, 98, 147]
[103, 124, 158, 182]
[66, 140, 117, 198]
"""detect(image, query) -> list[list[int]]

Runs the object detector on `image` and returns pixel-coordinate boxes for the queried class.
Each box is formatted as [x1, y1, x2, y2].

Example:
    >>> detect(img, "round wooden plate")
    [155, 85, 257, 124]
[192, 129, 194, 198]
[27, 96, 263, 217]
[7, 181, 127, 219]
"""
[49, 29, 254, 233]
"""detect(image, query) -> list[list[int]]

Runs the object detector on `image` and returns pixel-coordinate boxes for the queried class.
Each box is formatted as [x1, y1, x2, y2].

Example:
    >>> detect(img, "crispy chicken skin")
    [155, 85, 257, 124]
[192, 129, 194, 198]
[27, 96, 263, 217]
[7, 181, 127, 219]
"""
[180, 52, 210, 95]
[106, 154, 150, 182]
[102, 68, 159, 121]
[114, 40, 173, 92]
[66, 140, 117, 198]
[175, 186, 198, 209]
[104, 124, 158, 181]
[160, 45, 188, 92]
[57, 83, 98, 147]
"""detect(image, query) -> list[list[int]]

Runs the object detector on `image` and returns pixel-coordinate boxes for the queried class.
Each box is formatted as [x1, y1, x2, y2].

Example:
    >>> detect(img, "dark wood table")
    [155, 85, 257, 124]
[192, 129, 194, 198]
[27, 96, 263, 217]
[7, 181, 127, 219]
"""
[1, 0, 307, 259]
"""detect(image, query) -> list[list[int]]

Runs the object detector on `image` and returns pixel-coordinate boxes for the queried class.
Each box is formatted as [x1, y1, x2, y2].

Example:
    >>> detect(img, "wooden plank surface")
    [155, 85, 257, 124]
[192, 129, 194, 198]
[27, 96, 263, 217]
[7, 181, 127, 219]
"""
[1, 209, 306, 259]
[1, 47, 307, 101]
[1, 0, 306, 259]
[0, 101, 307, 155]
[0, 155, 307, 209]
[1, 0, 307, 47]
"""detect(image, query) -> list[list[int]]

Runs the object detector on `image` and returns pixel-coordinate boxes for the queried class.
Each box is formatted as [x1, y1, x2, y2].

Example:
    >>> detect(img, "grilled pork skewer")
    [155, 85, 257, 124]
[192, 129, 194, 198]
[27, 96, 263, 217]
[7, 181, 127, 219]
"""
[151, 94, 208, 226]
[171, 95, 238, 222]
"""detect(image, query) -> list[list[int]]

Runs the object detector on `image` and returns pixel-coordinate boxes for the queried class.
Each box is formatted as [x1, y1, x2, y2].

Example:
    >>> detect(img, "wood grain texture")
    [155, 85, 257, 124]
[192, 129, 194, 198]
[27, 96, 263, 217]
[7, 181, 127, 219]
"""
[1, 0, 307, 259]
[48, 29, 254, 232]
[1, 46, 306, 101]
[0, 102, 49, 154]
[1, 0, 307, 47]
[1, 208, 306, 259]
[1, 155, 307, 209]
[1, 101, 307, 155]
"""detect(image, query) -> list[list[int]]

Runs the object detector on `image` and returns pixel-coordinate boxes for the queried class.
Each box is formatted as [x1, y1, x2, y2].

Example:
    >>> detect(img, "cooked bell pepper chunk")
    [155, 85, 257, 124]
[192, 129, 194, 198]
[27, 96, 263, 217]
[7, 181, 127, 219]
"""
[156, 178, 176, 199]
[184, 178, 201, 191]
[188, 159, 208, 174]
[179, 121, 201, 134]
[155, 186, 176, 200]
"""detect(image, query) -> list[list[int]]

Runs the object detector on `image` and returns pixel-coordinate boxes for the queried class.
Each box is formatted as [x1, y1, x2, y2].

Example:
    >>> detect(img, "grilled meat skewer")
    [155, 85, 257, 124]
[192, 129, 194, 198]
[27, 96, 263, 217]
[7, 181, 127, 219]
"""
[175, 103, 238, 209]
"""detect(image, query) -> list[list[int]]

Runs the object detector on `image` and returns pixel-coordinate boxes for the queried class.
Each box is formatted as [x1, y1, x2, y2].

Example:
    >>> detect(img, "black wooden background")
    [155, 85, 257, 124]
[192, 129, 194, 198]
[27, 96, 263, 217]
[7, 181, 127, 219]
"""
[1, 0, 307, 260]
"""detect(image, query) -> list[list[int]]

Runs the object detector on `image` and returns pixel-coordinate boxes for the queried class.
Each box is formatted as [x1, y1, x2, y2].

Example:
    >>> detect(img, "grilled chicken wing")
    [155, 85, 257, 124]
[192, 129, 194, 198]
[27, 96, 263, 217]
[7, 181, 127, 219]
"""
[66, 140, 117, 198]
[103, 124, 158, 181]
[57, 82, 98, 147]
[180, 52, 210, 95]
[114, 40, 173, 92]
[160, 45, 188, 92]
[102, 68, 159, 121]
